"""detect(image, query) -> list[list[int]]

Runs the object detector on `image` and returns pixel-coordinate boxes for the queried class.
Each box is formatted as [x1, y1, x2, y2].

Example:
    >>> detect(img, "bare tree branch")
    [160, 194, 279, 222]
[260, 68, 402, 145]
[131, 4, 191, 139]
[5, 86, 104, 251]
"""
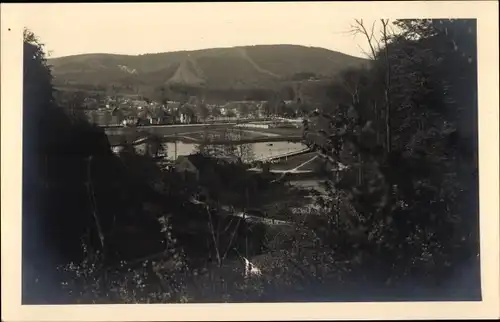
[85, 156, 105, 252]
[380, 18, 393, 153]
[206, 205, 222, 267]
[356, 44, 373, 60]
[351, 19, 378, 60]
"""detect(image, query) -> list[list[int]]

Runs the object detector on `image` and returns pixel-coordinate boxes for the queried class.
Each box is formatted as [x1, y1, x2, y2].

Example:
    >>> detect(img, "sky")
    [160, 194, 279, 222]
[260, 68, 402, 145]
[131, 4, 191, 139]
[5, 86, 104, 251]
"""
[13, 2, 392, 59]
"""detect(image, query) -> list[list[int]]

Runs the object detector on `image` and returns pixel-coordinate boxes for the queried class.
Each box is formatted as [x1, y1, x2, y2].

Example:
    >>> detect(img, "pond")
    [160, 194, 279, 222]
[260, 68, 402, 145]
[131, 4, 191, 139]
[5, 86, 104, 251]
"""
[162, 141, 307, 160]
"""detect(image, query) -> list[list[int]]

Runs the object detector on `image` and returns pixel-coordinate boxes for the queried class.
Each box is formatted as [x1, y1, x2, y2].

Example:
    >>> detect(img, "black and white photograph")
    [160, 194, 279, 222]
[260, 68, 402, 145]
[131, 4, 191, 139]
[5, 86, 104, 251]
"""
[1, 1, 499, 321]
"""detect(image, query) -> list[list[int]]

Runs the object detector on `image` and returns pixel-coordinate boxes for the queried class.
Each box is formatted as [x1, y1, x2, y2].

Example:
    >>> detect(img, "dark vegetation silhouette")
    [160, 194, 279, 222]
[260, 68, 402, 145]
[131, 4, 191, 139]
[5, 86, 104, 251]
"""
[302, 19, 480, 298]
[22, 19, 480, 304]
[22, 29, 269, 304]
[23, 29, 113, 303]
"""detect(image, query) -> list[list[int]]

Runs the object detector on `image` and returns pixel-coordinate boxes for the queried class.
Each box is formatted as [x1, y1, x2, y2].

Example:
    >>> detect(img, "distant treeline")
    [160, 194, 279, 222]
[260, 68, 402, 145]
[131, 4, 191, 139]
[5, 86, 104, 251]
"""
[53, 78, 333, 105]
[53, 84, 289, 103]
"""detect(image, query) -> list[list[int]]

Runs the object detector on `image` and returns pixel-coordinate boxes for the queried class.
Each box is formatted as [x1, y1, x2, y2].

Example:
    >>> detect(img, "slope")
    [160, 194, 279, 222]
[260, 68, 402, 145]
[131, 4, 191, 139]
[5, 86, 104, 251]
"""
[48, 44, 369, 94]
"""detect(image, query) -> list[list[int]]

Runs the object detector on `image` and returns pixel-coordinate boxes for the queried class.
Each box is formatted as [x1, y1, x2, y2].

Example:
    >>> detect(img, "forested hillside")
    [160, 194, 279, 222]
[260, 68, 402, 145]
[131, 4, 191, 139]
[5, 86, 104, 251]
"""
[48, 44, 368, 101]
[22, 19, 481, 304]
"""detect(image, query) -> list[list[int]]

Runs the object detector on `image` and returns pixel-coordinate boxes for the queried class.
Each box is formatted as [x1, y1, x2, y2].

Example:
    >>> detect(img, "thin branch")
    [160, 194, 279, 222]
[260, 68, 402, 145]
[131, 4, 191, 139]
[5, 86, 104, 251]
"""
[388, 24, 397, 38]
[206, 205, 222, 266]
[356, 44, 373, 60]
[369, 20, 376, 42]
[222, 217, 243, 261]
[86, 156, 105, 251]
[380, 18, 393, 153]
[351, 19, 378, 60]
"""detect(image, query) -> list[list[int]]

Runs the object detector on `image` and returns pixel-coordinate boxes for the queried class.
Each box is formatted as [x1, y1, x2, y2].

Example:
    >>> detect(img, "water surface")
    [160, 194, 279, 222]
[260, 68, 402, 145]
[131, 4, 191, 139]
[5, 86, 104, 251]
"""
[163, 141, 307, 160]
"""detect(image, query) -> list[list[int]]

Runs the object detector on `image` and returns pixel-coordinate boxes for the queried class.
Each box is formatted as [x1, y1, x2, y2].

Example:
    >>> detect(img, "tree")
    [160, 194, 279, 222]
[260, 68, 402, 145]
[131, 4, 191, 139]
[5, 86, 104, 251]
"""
[211, 106, 222, 118]
[147, 134, 166, 158]
[159, 86, 169, 105]
[196, 102, 210, 122]
[303, 19, 480, 291]
[102, 110, 112, 126]
[92, 92, 104, 110]
[111, 106, 124, 125]
[23, 29, 113, 303]
[280, 85, 296, 100]
[180, 104, 196, 123]
[67, 90, 87, 110]
[107, 84, 119, 109]
[238, 103, 251, 118]
[226, 109, 236, 118]
[262, 101, 272, 117]
[347, 19, 392, 150]
[235, 143, 255, 163]
[89, 110, 99, 124]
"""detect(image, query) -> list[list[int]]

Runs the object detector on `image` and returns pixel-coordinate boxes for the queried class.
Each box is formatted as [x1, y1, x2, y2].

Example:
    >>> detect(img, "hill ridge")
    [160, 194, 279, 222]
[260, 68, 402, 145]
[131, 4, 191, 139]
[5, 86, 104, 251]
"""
[168, 56, 207, 86]
[48, 44, 369, 98]
[49, 44, 365, 61]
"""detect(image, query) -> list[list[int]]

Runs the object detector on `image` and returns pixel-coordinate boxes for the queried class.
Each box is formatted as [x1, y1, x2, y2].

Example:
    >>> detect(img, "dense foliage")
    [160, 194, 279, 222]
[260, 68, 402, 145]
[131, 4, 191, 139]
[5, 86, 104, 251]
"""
[23, 29, 110, 303]
[23, 29, 272, 303]
[303, 19, 480, 292]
